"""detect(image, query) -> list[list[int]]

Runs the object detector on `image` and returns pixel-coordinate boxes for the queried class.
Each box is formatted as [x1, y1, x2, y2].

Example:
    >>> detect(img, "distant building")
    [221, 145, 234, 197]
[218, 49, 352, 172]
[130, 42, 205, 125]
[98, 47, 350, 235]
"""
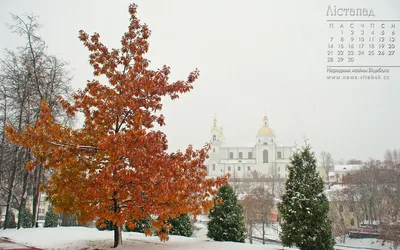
[206, 115, 292, 179]
[328, 164, 363, 183]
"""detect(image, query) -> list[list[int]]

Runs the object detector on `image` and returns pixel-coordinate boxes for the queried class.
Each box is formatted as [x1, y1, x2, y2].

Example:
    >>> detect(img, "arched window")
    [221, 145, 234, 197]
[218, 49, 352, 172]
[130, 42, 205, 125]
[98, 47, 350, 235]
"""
[263, 150, 269, 163]
[239, 152, 243, 159]
[229, 152, 233, 159]
[213, 135, 216, 141]
[248, 152, 252, 159]
[238, 166, 241, 171]
[228, 166, 231, 171]
[247, 166, 251, 171]
[213, 148, 216, 153]
[277, 151, 282, 159]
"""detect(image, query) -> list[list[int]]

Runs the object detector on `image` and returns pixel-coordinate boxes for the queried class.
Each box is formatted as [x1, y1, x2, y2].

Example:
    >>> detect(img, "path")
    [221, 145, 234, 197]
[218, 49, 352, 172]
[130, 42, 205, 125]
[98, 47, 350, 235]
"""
[0, 238, 42, 250]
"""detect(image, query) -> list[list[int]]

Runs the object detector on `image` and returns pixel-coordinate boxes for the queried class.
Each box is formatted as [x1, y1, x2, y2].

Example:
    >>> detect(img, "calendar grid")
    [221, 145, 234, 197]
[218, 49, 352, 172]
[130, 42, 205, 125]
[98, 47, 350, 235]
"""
[326, 15, 399, 80]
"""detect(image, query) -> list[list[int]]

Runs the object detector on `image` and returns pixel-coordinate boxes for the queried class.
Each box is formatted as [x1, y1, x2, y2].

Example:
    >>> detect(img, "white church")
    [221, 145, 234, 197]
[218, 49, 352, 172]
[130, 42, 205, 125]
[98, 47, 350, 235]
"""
[206, 115, 292, 179]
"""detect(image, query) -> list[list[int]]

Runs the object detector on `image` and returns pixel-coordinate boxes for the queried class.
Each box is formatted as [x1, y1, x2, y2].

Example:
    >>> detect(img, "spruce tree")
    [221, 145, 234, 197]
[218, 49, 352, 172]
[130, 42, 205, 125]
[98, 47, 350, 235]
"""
[4, 211, 16, 228]
[20, 207, 33, 228]
[44, 207, 59, 227]
[278, 143, 335, 250]
[207, 184, 246, 242]
[168, 213, 193, 237]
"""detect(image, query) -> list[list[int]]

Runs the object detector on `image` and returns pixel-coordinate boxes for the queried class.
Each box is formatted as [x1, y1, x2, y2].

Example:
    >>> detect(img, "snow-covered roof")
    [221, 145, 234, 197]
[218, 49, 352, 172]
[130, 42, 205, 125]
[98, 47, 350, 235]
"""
[219, 159, 257, 164]
[334, 164, 363, 172]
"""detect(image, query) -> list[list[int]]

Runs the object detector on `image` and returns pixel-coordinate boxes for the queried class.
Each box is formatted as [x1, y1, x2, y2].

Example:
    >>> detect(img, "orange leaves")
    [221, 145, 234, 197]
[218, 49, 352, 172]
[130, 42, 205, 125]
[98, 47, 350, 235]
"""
[144, 228, 153, 237]
[126, 221, 136, 231]
[25, 161, 38, 171]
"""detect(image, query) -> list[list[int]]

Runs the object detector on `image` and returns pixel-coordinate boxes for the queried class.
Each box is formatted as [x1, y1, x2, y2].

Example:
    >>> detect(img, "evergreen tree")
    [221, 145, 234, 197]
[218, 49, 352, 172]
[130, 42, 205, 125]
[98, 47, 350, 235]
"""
[168, 213, 193, 237]
[20, 207, 33, 228]
[44, 207, 59, 227]
[4, 211, 16, 228]
[207, 184, 246, 242]
[278, 143, 335, 250]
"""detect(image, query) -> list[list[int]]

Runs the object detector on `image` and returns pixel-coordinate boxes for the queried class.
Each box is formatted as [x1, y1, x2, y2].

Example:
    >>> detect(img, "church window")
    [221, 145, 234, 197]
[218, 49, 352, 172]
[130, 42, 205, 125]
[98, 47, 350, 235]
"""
[238, 166, 241, 171]
[213, 135, 216, 141]
[248, 166, 251, 171]
[351, 218, 355, 226]
[228, 166, 231, 171]
[213, 148, 215, 153]
[239, 152, 243, 159]
[278, 167, 280, 172]
[278, 173, 280, 178]
[229, 152, 233, 159]
[248, 152, 252, 158]
[263, 142, 268, 145]
[277, 151, 282, 159]
[339, 205, 344, 213]
[263, 150, 269, 163]
[212, 164, 215, 170]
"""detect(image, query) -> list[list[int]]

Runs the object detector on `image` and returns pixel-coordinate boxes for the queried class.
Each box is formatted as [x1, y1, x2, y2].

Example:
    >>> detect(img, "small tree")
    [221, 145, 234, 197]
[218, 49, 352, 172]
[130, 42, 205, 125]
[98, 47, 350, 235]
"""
[207, 184, 246, 242]
[19, 207, 33, 228]
[168, 213, 193, 237]
[44, 207, 58, 227]
[278, 143, 335, 250]
[4, 210, 16, 228]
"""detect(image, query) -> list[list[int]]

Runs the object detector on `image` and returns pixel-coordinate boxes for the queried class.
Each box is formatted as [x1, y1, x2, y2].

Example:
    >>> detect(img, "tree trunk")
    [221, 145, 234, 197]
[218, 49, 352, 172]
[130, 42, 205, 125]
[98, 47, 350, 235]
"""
[32, 163, 43, 227]
[3, 146, 19, 229]
[249, 222, 253, 244]
[113, 226, 123, 248]
[262, 219, 265, 245]
[112, 192, 122, 248]
[17, 168, 29, 229]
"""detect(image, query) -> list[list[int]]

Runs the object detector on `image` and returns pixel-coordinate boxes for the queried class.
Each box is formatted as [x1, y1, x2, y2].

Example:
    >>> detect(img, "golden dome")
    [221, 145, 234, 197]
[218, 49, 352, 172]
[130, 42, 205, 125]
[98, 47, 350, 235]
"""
[258, 126, 273, 135]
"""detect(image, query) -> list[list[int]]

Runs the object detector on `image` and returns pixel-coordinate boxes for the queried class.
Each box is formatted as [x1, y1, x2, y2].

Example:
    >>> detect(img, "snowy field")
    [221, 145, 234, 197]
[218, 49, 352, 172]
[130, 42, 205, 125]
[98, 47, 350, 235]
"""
[0, 223, 394, 250]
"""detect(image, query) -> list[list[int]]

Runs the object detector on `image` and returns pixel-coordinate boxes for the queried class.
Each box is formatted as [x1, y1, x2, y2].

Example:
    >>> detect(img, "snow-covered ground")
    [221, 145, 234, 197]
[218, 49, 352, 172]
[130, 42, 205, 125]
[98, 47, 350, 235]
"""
[0, 223, 394, 250]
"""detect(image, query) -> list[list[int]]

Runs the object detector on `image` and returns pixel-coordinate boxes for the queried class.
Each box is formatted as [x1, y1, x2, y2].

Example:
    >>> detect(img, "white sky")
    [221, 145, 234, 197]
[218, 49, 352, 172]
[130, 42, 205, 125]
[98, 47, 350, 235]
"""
[1, 0, 399, 163]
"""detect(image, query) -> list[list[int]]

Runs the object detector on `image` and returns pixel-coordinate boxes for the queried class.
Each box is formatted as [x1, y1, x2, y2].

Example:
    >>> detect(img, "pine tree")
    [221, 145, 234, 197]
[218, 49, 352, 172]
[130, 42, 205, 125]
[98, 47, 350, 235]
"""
[20, 207, 33, 228]
[168, 213, 193, 237]
[44, 207, 59, 227]
[4, 211, 16, 228]
[278, 143, 335, 250]
[207, 184, 246, 242]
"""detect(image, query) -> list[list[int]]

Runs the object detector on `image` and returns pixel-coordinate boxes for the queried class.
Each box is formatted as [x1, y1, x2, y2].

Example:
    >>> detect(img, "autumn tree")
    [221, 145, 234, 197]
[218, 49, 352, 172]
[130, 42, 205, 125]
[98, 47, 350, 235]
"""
[6, 4, 226, 248]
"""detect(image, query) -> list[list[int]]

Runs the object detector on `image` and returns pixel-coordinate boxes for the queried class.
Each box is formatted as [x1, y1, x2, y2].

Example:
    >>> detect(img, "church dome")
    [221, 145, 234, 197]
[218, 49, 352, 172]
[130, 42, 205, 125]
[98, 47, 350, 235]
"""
[258, 126, 273, 135]
[256, 114, 274, 137]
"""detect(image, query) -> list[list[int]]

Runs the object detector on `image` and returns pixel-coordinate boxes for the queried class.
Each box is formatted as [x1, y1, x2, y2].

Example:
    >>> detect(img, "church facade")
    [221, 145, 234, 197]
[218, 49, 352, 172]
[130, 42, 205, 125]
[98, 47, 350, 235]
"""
[206, 115, 292, 179]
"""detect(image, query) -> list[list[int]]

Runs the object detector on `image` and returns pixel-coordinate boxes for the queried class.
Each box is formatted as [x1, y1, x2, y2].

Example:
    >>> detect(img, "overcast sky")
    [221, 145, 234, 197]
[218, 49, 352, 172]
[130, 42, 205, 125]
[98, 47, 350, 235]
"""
[1, 0, 399, 163]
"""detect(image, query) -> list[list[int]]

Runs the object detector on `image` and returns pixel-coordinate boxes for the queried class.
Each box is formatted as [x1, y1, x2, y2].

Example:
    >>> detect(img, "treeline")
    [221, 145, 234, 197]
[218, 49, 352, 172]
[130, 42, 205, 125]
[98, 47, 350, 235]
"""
[0, 14, 73, 228]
